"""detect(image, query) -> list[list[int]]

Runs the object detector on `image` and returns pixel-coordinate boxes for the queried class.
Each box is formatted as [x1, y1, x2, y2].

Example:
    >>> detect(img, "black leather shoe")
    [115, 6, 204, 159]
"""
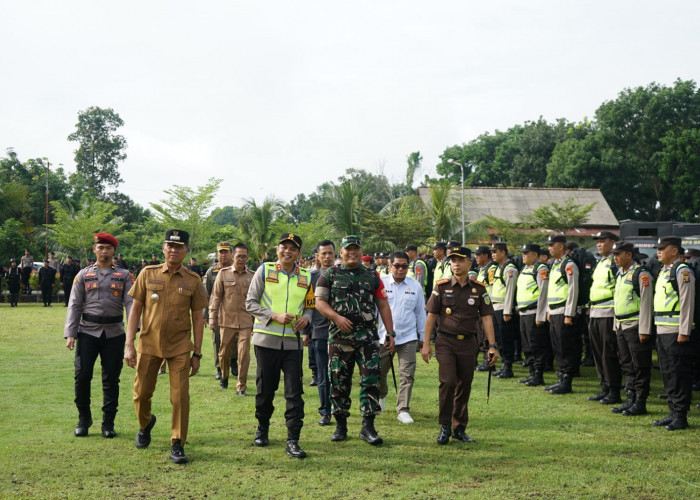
[169, 439, 188, 464]
[599, 392, 621, 405]
[215, 368, 222, 380]
[652, 414, 674, 427]
[587, 390, 608, 402]
[236, 391, 247, 396]
[254, 425, 269, 447]
[74, 418, 92, 437]
[285, 440, 307, 458]
[359, 417, 383, 445]
[665, 415, 688, 431]
[452, 426, 475, 443]
[101, 423, 117, 438]
[135, 414, 156, 449]
[611, 391, 635, 414]
[437, 425, 451, 445]
[318, 415, 331, 426]
[231, 360, 238, 377]
[220, 378, 228, 389]
[310, 371, 318, 386]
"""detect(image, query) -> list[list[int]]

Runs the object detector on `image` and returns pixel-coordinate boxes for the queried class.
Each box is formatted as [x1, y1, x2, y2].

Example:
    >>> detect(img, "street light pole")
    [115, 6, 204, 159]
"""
[447, 159, 466, 245]
[45, 158, 50, 259]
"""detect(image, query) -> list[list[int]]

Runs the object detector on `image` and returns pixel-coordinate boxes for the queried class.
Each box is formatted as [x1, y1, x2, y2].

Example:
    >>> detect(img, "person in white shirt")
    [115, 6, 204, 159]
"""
[378, 251, 427, 424]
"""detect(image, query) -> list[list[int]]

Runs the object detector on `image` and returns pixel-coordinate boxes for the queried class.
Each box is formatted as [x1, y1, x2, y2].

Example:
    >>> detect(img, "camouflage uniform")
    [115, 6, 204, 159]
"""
[315, 264, 385, 417]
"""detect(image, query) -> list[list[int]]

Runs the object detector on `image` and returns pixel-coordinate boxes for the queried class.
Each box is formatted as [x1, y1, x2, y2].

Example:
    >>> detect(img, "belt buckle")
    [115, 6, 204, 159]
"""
[456, 334, 464, 340]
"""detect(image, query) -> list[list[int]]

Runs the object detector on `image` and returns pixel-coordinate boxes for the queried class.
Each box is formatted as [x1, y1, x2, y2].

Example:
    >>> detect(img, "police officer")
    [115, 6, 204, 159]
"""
[609, 241, 654, 416]
[490, 243, 518, 379]
[474, 245, 497, 371]
[125, 229, 208, 464]
[64, 233, 133, 438]
[432, 242, 451, 283]
[405, 244, 428, 299]
[516, 244, 549, 386]
[652, 236, 695, 431]
[588, 231, 621, 404]
[7, 258, 22, 307]
[245, 233, 313, 458]
[545, 234, 579, 395]
[20, 249, 33, 294]
[60, 256, 80, 306]
[38, 259, 57, 306]
[314, 235, 395, 446]
[421, 245, 498, 444]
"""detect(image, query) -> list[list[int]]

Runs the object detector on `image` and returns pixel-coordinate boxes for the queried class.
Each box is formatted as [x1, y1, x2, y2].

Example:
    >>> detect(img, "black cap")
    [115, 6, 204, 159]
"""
[43, 259, 49, 263]
[405, 244, 418, 252]
[539, 248, 550, 257]
[520, 243, 541, 253]
[656, 236, 682, 249]
[279, 233, 302, 249]
[565, 241, 579, 252]
[593, 231, 619, 241]
[447, 246, 472, 259]
[10, 258, 16, 263]
[684, 248, 700, 258]
[165, 229, 189, 246]
[491, 243, 508, 252]
[474, 245, 490, 255]
[612, 241, 635, 254]
[548, 234, 566, 245]
[433, 241, 447, 250]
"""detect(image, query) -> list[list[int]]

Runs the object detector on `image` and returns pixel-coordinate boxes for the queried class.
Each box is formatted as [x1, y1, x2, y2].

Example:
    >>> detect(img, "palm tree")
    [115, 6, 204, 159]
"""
[324, 178, 370, 236]
[239, 196, 284, 263]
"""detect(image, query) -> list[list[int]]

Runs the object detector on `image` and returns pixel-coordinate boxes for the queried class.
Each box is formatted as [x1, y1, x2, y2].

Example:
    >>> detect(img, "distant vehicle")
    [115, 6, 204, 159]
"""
[619, 221, 700, 253]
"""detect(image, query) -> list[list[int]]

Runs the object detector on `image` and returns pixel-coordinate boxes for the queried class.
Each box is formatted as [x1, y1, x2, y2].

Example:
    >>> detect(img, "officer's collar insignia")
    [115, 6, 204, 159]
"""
[276, 263, 282, 272]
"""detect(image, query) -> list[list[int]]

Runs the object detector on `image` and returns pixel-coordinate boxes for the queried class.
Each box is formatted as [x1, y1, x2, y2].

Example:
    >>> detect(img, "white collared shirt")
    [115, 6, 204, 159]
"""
[378, 274, 427, 344]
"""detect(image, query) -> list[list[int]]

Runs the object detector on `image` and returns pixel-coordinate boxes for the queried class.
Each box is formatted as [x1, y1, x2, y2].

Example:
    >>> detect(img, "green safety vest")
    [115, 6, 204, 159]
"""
[378, 265, 390, 277]
[614, 265, 641, 321]
[548, 258, 570, 308]
[516, 263, 543, 311]
[590, 255, 616, 308]
[408, 258, 428, 288]
[433, 259, 452, 283]
[491, 261, 516, 304]
[654, 264, 688, 327]
[252, 263, 311, 337]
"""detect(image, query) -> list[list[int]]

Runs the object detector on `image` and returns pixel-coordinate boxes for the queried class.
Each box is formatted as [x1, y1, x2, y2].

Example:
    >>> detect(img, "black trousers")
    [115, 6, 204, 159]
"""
[74, 332, 125, 415]
[616, 325, 652, 398]
[62, 281, 73, 306]
[549, 314, 579, 376]
[254, 345, 304, 430]
[521, 314, 549, 371]
[41, 285, 53, 305]
[656, 332, 694, 414]
[494, 310, 516, 364]
[589, 316, 621, 391]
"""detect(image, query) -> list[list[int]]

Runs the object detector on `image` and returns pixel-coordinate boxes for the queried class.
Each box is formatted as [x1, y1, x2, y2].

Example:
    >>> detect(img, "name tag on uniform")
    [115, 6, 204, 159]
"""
[266, 270, 279, 283]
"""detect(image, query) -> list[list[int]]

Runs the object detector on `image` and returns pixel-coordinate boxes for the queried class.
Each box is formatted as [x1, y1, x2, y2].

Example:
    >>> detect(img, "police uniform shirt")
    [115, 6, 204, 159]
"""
[548, 258, 579, 317]
[377, 274, 427, 344]
[519, 264, 549, 324]
[613, 265, 653, 334]
[64, 264, 134, 339]
[656, 259, 695, 336]
[589, 255, 616, 319]
[128, 264, 208, 358]
[492, 262, 518, 315]
[426, 277, 494, 335]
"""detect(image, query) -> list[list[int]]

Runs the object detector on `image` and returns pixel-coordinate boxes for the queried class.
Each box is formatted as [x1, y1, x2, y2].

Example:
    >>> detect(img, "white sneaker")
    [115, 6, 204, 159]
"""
[397, 411, 414, 424]
[379, 397, 386, 413]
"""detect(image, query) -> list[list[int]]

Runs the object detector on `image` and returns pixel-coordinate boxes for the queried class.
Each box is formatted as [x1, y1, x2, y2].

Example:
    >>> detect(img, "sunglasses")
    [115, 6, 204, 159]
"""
[392, 264, 409, 269]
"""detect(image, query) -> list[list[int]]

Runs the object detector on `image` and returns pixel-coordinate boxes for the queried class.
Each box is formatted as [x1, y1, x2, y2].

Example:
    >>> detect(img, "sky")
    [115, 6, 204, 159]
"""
[2, 1, 699, 211]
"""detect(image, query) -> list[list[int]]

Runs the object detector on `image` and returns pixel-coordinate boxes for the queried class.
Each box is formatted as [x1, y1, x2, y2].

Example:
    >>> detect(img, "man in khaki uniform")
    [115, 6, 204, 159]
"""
[124, 229, 208, 464]
[208, 242, 255, 394]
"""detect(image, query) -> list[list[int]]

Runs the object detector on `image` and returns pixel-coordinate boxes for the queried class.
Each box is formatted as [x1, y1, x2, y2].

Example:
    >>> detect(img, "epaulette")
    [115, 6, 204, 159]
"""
[435, 278, 450, 285]
[471, 279, 486, 287]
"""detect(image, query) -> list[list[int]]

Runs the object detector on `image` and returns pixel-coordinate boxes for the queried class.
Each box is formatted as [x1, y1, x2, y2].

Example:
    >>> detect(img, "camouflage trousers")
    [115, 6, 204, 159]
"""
[329, 341, 381, 417]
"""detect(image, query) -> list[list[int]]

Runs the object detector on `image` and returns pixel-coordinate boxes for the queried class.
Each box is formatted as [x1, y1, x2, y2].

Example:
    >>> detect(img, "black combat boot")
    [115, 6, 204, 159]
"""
[436, 425, 451, 445]
[75, 406, 92, 437]
[599, 389, 621, 405]
[519, 365, 535, 384]
[525, 370, 545, 387]
[665, 412, 688, 431]
[219, 377, 228, 389]
[359, 416, 383, 445]
[587, 384, 609, 402]
[622, 396, 647, 416]
[497, 363, 514, 379]
[101, 412, 117, 438]
[475, 358, 491, 372]
[549, 374, 572, 394]
[285, 427, 307, 458]
[652, 412, 674, 427]
[611, 390, 635, 414]
[330, 415, 347, 442]
[254, 422, 269, 447]
[544, 372, 562, 391]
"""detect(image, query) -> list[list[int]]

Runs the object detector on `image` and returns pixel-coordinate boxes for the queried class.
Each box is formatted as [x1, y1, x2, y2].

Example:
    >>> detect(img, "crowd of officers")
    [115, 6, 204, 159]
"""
[60, 228, 697, 465]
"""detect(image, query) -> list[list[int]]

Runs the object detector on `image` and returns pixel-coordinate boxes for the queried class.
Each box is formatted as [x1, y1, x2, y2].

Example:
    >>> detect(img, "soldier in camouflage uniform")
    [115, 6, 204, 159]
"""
[314, 235, 395, 445]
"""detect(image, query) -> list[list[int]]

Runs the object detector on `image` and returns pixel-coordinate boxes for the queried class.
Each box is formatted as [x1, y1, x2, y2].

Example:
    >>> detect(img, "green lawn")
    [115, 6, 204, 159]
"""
[0, 304, 698, 499]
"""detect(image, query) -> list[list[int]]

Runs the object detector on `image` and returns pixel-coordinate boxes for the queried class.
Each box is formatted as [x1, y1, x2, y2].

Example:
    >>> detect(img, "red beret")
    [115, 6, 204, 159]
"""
[94, 233, 118, 247]
[361, 255, 373, 262]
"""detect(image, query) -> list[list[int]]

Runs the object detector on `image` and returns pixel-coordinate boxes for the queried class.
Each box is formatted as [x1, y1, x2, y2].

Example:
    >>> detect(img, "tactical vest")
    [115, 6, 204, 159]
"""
[491, 261, 516, 305]
[590, 255, 616, 308]
[516, 263, 543, 311]
[408, 258, 428, 288]
[253, 263, 311, 337]
[327, 265, 380, 341]
[614, 264, 641, 321]
[433, 259, 452, 283]
[378, 265, 390, 277]
[548, 257, 570, 308]
[654, 264, 689, 327]
[478, 261, 497, 295]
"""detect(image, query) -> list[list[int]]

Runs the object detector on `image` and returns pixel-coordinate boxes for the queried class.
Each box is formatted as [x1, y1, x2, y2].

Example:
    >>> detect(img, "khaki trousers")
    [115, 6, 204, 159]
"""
[220, 327, 252, 392]
[133, 351, 190, 445]
[379, 341, 417, 413]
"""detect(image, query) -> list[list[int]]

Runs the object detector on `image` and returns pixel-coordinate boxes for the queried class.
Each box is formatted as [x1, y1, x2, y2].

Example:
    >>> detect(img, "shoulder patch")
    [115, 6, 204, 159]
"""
[539, 269, 548, 280]
[566, 263, 574, 276]
[641, 274, 650, 287]
[471, 279, 486, 287]
[682, 270, 690, 283]
[436, 278, 450, 285]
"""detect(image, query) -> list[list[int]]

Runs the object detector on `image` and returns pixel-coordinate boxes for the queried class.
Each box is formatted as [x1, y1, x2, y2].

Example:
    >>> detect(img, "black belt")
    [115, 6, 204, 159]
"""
[438, 330, 475, 340]
[82, 313, 123, 324]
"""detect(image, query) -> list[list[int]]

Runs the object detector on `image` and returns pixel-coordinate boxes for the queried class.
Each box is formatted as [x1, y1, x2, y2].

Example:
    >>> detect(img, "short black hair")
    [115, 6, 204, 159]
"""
[234, 243, 248, 251]
[317, 240, 335, 250]
[389, 251, 409, 262]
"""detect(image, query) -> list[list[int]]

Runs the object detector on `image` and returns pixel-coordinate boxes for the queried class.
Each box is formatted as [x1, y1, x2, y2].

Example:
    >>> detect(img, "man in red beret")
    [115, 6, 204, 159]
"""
[64, 232, 134, 439]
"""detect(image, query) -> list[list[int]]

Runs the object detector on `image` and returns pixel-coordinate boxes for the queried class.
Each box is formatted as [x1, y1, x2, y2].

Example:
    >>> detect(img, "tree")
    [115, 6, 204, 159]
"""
[239, 196, 285, 263]
[67, 106, 127, 197]
[528, 197, 595, 234]
[323, 177, 370, 236]
[149, 178, 221, 256]
[424, 179, 461, 241]
[49, 196, 124, 261]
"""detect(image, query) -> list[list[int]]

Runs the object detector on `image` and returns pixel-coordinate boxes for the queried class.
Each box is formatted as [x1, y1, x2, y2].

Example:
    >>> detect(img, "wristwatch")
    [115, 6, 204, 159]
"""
[488, 344, 498, 349]
[386, 331, 396, 338]
[192, 352, 203, 360]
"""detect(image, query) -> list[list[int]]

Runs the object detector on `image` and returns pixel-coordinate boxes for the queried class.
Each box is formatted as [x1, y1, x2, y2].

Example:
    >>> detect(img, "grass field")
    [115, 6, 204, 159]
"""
[0, 304, 698, 499]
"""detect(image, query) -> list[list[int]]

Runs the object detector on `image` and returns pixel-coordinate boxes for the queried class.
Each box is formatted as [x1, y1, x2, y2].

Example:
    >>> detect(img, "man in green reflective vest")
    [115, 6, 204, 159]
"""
[245, 233, 314, 458]
[515, 243, 549, 386]
[490, 243, 518, 379]
[652, 236, 695, 431]
[610, 241, 653, 417]
[474, 245, 497, 371]
[432, 242, 451, 283]
[588, 231, 621, 404]
[406, 244, 428, 299]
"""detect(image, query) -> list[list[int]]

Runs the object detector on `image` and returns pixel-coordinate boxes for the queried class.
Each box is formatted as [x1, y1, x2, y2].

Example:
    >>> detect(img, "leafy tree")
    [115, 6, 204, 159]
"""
[323, 177, 370, 236]
[423, 179, 461, 241]
[211, 205, 244, 226]
[103, 191, 150, 230]
[149, 178, 221, 256]
[0, 218, 28, 260]
[239, 196, 285, 263]
[655, 128, 700, 221]
[67, 106, 127, 197]
[49, 196, 124, 261]
[527, 197, 594, 234]
[359, 202, 432, 251]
